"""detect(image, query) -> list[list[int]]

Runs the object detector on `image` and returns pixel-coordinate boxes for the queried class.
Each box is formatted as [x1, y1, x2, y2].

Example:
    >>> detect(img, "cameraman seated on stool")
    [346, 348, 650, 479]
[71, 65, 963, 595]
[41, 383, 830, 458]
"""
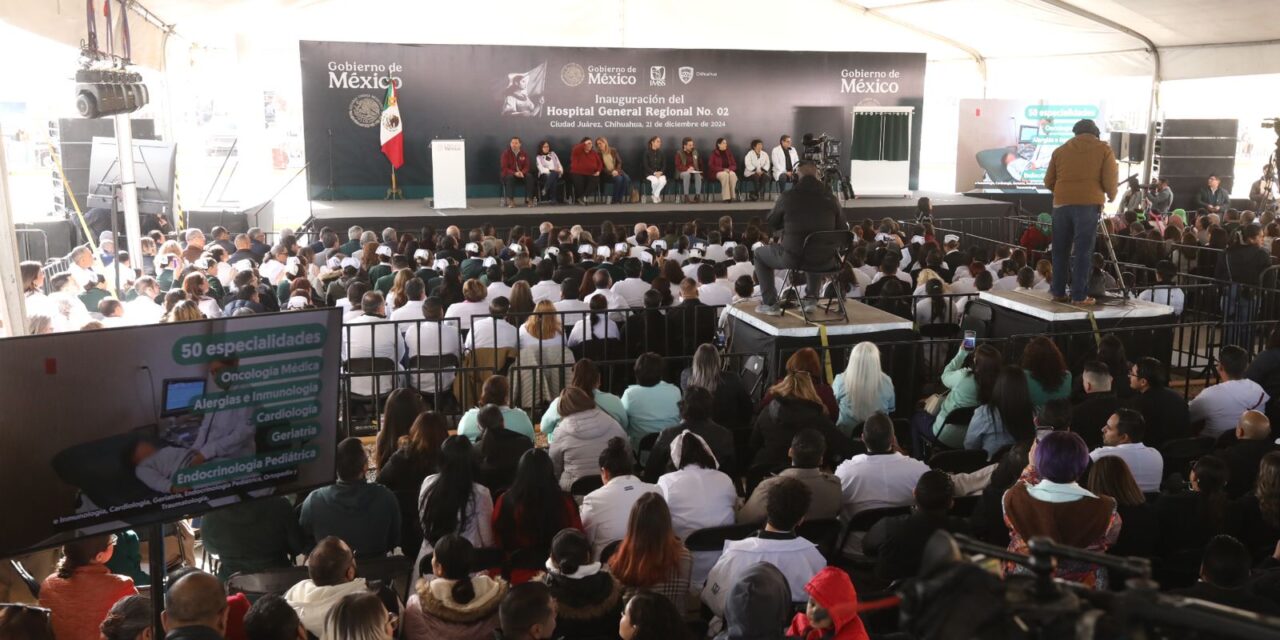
[753, 161, 850, 316]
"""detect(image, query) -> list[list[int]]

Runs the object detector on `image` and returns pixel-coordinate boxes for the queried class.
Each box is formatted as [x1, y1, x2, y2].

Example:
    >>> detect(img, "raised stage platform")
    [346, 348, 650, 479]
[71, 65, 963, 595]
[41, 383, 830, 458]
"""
[303, 191, 1013, 234]
[725, 299, 919, 411]
[971, 289, 1177, 367]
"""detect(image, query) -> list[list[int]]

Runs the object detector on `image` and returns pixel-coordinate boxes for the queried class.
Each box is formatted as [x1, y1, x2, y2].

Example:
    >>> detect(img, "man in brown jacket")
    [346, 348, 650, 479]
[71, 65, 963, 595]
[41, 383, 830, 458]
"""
[1044, 119, 1118, 304]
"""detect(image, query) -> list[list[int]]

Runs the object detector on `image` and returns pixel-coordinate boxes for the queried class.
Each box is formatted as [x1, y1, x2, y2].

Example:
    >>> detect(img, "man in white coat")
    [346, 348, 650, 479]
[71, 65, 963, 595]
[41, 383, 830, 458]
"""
[580, 436, 659, 558]
[770, 135, 801, 191]
[702, 476, 826, 616]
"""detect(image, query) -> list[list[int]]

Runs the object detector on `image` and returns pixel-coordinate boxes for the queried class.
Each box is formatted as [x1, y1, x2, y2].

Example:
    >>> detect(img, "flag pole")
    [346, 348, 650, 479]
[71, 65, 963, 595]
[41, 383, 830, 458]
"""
[385, 166, 403, 200]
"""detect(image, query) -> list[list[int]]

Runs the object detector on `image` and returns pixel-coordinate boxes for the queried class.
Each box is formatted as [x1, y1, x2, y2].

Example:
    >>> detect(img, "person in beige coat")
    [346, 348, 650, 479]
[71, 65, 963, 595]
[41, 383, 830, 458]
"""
[402, 534, 506, 640]
[1043, 119, 1118, 305]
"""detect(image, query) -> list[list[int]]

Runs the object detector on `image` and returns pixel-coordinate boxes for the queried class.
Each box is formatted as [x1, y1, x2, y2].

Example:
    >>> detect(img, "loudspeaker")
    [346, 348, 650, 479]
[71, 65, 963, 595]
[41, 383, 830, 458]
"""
[1152, 157, 1235, 178]
[1108, 132, 1147, 163]
[52, 118, 157, 218]
[1160, 119, 1239, 138]
[185, 202, 275, 236]
[1153, 138, 1236, 157]
[74, 69, 149, 119]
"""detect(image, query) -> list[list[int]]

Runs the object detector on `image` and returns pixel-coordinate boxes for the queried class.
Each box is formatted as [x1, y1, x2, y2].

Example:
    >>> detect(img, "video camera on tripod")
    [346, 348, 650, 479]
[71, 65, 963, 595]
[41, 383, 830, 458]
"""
[896, 531, 1280, 639]
[800, 133, 854, 200]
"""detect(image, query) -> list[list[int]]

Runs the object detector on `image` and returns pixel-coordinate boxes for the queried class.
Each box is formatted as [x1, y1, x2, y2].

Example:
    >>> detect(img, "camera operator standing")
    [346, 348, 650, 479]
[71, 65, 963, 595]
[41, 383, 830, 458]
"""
[1044, 119, 1118, 305]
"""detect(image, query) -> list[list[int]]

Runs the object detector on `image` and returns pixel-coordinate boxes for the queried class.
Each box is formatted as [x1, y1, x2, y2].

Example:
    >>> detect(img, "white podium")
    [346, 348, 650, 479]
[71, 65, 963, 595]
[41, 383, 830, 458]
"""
[430, 138, 467, 209]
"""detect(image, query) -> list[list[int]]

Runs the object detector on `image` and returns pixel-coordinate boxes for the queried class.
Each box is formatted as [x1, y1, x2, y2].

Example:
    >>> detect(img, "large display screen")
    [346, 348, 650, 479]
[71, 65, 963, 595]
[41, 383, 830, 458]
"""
[955, 99, 1105, 190]
[0, 309, 341, 557]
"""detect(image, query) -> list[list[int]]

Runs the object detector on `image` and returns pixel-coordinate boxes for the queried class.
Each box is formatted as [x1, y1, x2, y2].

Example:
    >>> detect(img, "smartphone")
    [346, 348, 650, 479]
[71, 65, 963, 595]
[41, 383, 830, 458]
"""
[963, 330, 977, 351]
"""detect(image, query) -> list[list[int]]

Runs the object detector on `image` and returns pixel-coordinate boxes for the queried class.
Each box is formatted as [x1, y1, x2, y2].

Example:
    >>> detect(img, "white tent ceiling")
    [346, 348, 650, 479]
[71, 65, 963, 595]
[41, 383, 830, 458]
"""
[4, 0, 1277, 82]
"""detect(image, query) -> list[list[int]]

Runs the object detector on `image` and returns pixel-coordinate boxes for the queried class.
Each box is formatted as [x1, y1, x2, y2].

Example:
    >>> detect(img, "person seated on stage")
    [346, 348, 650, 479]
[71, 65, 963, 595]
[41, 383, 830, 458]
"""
[1195, 174, 1230, 216]
[569, 137, 603, 205]
[752, 162, 848, 316]
[709, 137, 739, 203]
[771, 135, 801, 191]
[675, 137, 704, 203]
[534, 141, 564, 204]
[595, 137, 631, 204]
[743, 139, 772, 201]
[500, 136, 537, 208]
[642, 136, 668, 204]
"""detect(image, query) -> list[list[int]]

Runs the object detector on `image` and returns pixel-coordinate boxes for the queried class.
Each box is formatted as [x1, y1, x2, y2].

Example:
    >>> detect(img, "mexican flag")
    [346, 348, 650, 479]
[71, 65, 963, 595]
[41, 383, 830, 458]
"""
[380, 82, 404, 169]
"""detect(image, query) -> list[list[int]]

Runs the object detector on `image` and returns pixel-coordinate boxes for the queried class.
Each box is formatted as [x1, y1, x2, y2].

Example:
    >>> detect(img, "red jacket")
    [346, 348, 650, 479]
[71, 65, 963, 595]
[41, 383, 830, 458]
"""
[676, 149, 701, 172]
[570, 144, 603, 176]
[500, 148, 531, 178]
[709, 148, 737, 176]
[491, 492, 583, 584]
[786, 567, 869, 640]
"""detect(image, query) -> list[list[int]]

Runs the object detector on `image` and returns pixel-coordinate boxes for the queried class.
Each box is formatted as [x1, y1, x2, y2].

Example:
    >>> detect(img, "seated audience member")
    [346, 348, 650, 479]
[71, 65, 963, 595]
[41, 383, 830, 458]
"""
[201, 496, 307, 580]
[540, 359, 628, 439]
[752, 368, 854, 470]
[1191, 346, 1271, 438]
[444, 279, 491, 330]
[403, 534, 506, 640]
[739, 428, 843, 524]
[1126, 357, 1191, 447]
[1137, 260, 1186, 316]
[1221, 411, 1276, 498]
[832, 342, 896, 436]
[100, 596, 152, 640]
[1022, 336, 1072, 408]
[162, 571, 230, 640]
[343, 291, 404, 396]
[1172, 535, 1280, 615]
[657, 431, 738, 539]
[619, 591, 689, 640]
[464, 296, 519, 351]
[550, 387, 628, 491]
[580, 437, 660, 558]
[242, 594, 304, 640]
[643, 386, 736, 483]
[625, 289, 669, 357]
[1154, 456, 1229, 559]
[715, 563, 793, 640]
[39, 534, 138, 640]
[1246, 326, 1280, 419]
[540, 529, 624, 639]
[567, 295, 621, 347]
[492, 450, 583, 582]
[969, 441, 1031, 548]
[679, 343, 754, 431]
[703, 477, 826, 616]
[787, 567, 869, 640]
[321, 591, 393, 640]
[836, 412, 930, 527]
[611, 259, 650, 307]
[914, 343, 1003, 455]
[404, 298, 463, 394]
[1227, 451, 1280, 562]
[608, 493, 693, 609]
[300, 437, 400, 558]
[284, 537, 370, 637]
[376, 411, 449, 554]
[1003, 432, 1121, 588]
[473, 404, 535, 493]
[864, 471, 969, 582]
[458, 376, 535, 441]
[417, 437, 495, 565]
[1085, 456, 1158, 559]
[620, 353, 683, 444]
[965, 365, 1037, 459]
[1089, 408, 1164, 492]
[1072, 361, 1121, 450]
[493, 582, 557, 640]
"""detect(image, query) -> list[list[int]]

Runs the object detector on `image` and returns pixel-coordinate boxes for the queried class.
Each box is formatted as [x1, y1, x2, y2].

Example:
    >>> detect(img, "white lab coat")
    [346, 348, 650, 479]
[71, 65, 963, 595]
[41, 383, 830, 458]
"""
[701, 535, 826, 615]
[770, 145, 800, 180]
[404, 320, 463, 393]
[657, 465, 738, 540]
[531, 280, 563, 303]
[580, 475, 660, 558]
[445, 299, 492, 332]
[464, 317, 519, 351]
[342, 314, 404, 396]
[743, 149, 771, 177]
[611, 278, 651, 309]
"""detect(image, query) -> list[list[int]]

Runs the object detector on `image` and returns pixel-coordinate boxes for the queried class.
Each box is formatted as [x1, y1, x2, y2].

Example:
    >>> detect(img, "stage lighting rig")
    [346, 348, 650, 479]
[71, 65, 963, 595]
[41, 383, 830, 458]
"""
[75, 0, 149, 119]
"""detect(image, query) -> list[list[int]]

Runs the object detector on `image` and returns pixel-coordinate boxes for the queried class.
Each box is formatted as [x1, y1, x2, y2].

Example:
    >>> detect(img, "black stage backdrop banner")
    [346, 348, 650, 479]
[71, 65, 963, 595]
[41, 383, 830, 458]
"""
[300, 41, 926, 200]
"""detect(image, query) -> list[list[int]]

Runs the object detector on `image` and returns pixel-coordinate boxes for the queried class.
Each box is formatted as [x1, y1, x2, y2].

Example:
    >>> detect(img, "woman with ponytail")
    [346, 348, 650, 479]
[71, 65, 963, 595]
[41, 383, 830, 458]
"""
[542, 529, 624, 639]
[39, 534, 138, 640]
[403, 534, 507, 640]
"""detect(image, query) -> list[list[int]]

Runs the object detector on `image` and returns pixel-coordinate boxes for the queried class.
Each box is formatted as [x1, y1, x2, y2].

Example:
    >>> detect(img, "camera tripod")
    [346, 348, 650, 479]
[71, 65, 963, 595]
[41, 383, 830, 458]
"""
[821, 163, 854, 202]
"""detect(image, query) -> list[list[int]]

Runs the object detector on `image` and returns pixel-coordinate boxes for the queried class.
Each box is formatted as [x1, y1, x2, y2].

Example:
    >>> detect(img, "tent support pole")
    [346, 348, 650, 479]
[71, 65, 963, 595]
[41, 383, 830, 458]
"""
[0, 125, 28, 337]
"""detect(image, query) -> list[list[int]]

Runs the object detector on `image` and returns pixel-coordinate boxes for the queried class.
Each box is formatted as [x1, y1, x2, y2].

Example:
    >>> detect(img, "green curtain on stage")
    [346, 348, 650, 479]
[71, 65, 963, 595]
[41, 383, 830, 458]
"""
[851, 112, 911, 162]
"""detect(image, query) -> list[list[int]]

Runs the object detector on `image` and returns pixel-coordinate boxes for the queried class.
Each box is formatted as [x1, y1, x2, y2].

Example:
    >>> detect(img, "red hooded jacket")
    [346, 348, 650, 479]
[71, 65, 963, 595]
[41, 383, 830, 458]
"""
[786, 567, 870, 640]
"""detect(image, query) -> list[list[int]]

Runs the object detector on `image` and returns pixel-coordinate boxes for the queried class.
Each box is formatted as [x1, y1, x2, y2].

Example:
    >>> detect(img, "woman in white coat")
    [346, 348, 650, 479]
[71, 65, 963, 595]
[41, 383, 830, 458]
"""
[549, 387, 628, 491]
[742, 139, 772, 201]
[417, 436, 494, 581]
[656, 430, 739, 588]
